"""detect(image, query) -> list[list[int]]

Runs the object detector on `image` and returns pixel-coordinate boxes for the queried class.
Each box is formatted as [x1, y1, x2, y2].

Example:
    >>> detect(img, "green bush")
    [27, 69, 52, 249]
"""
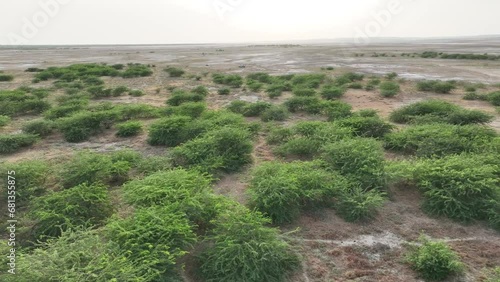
[385, 72, 398, 80]
[240, 101, 272, 117]
[218, 87, 231, 95]
[247, 72, 273, 83]
[0, 74, 14, 81]
[30, 183, 113, 240]
[406, 236, 464, 281]
[261, 106, 289, 122]
[167, 90, 205, 106]
[164, 66, 185, 77]
[387, 154, 500, 223]
[291, 73, 325, 88]
[285, 96, 325, 114]
[335, 186, 385, 222]
[171, 127, 253, 173]
[44, 103, 86, 120]
[389, 100, 493, 125]
[212, 73, 243, 88]
[191, 85, 209, 96]
[334, 115, 393, 138]
[0, 160, 49, 207]
[199, 208, 300, 282]
[292, 87, 316, 97]
[0, 89, 51, 116]
[379, 81, 400, 97]
[112, 86, 129, 96]
[22, 119, 55, 137]
[121, 64, 153, 78]
[34, 64, 120, 82]
[348, 82, 363, 89]
[0, 115, 10, 127]
[0, 134, 39, 154]
[266, 83, 286, 98]
[164, 102, 206, 118]
[106, 206, 197, 279]
[321, 85, 346, 100]
[247, 80, 264, 92]
[128, 89, 144, 97]
[487, 91, 500, 106]
[116, 121, 142, 137]
[274, 137, 322, 158]
[7, 228, 157, 282]
[248, 161, 348, 224]
[135, 155, 172, 176]
[57, 110, 117, 142]
[147, 115, 193, 146]
[384, 123, 496, 157]
[323, 100, 353, 121]
[321, 138, 386, 190]
[417, 80, 455, 94]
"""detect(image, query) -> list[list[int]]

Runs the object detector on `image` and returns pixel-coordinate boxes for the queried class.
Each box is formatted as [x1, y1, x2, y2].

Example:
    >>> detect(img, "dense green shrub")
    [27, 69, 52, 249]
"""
[321, 138, 386, 190]
[0, 160, 49, 206]
[164, 66, 185, 77]
[199, 208, 300, 282]
[191, 85, 209, 96]
[128, 89, 144, 97]
[112, 86, 129, 96]
[218, 87, 231, 95]
[266, 83, 287, 98]
[348, 82, 363, 89]
[167, 90, 205, 106]
[7, 228, 157, 282]
[323, 100, 353, 121]
[22, 119, 55, 137]
[106, 206, 197, 280]
[164, 102, 207, 118]
[320, 85, 346, 100]
[406, 236, 464, 281]
[121, 64, 153, 78]
[335, 186, 385, 222]
[30, 183, 113, 240]
[135, 155, 173, 176]
[57, 110, 117, 142]
[261, 106, 289, 122]
[292, 87, 316, 97]
[230, 101, 272, 117]
[334, 116, 393, 138]
[274, 137, 322, 158]
[487, 91, 500, 106]
[0, 115, 10, 127]
[417, 80, 455, 93]
[379, 81, 400, 97]
[0, 134, 39, 154]
[44, 103, 86, 120]
[34, 64, 120, 82]
[0, 74, 14, 81]
[248, 161, 348, 224]
[147, 115, 193, 146]
[247, 80, 264, 92]
[384, 124, 496, 157]
[0, 89, 51, 116]
[171, 127, 253, 173]
[387, 154, 500, 224]
[213, 73, 243, 88]
[389, 100, 493, 125]
[247, 72, 273, 83]
[291, 73, 325, 88]
[116, 121, 142, 137]
[385, 72, 398, 80]
[284, 96, 325, 114]
[113, 103, 161, 120]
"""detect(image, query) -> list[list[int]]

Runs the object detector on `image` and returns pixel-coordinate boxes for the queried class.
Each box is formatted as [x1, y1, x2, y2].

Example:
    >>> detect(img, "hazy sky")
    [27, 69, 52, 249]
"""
[1, 0, 499, 45]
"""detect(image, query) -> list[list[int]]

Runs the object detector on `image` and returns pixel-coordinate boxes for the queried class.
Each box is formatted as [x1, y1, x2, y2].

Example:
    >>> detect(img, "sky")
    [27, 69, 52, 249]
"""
[0, 0, 499, 45]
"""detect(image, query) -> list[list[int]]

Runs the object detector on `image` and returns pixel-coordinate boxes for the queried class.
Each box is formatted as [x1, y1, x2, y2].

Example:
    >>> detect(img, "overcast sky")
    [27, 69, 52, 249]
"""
[1, 0, 499, 45]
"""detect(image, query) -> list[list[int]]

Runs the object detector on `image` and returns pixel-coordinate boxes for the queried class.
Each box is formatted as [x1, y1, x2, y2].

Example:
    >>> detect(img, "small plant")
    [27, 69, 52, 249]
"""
[285, 96, 325, 114]
[212, 73, 243, 88]
[0, 160, 49, 207]
[417, 80, 455, 94]
[167, 90, 205, 106]
[147, 115, 193, 146]
[379, 81, 400, 97]
[0, 134, 39, 154]
[22, 119, 55, 137]
[385, 72, 398, 80]
[292, 87, 316, 97]
[348, 82, 363, 89]
[0, 115, 10, 127]
[57, 110, 117, 142]
[164, 66, 185, 77]
[323, 100, 352, 121]
[116, 121, 142, 137]
[260, 105, 289, 122]
[0, 74, 14, 82]
[335, 116, 393, 138]
[320, 85, 346, 100]
[128, 89, 144, 97]
[191, 85, 209, 96]
[406, 236, 464, 281]
[218, 87, 231, 95]
[486, 91, 500, 106]
[247, 80, 264, 92]
[335, 186, 385, 222]
[266, 83, 286, 98]
[326, 66, 334, 70]
[112, 86, 129, 96]
[164, 102, 207, 118]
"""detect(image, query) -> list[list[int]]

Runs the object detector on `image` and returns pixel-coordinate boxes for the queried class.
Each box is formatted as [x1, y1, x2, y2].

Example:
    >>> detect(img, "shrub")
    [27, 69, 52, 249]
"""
[389, 100, 493, 125]
[321, 138, 386, 190]
[106, 206, 197, 279]
[164, 66, 185, 77]
[335, 186, 385, 222]
[242, 101, 272, 117]
[164, 102, 207, 118]
[247, 80, 264, 92]
[0, 115, 10, 127]
[487, 91, 500, 106]
[191, 85, 209, 96]
[167, 90, 205, 106]
[44, 103, 86, 120]
[218, 87, 231, 95]
[348, 82, 363, 89]
[128, 89, 144, 97]
[171, 127, 253, 173]
[57, 110, 117, 142]
[266, 83, 286, 98]
[379, 81, 400, 97]
[261, 106, 289, 122]
[135, 155, 172, 176]
[291, 73, 325, 88]
[0, 89, 51, 116]
[8, 228, 157, 282]
[406, 236, 464, 281]
[248, 161, 348, 224]
[22, 119, 55, 137]
[147, 115, 192, 146]
[385, 72, 398, 80]
[199, 208, 300, 282]
[384, 124, 496, 157]
[0, 134, 39, 154]
[0, 160, 49, 206]
[292, 87, 316, 97]
[112, 86, 129, 96]
[121, 64, 153, 78]
[30, 183, 113, 240]
[335, 116, 393, 138]
[417, 80, 454, 94]
[274, 137, 322, 158]
[285, 96, 325, 114]
[116, 121, 142, 137]
[320, 85, 346, 100]
[323, 100, 352, 121]
[212, 73, 243, 88]
[247, 72, 273, 83]
[463, 92, 480, 100]
[0, 74, 14, 81]
[113, 103, 161, 120]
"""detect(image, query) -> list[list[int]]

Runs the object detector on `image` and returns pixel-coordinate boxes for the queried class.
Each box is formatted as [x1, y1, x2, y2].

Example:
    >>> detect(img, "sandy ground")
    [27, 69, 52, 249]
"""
[1, 42, 499, 281]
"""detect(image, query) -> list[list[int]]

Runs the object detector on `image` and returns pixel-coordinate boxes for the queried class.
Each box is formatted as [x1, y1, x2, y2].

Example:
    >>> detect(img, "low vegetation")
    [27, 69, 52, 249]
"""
[0, 133, 39, 154]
